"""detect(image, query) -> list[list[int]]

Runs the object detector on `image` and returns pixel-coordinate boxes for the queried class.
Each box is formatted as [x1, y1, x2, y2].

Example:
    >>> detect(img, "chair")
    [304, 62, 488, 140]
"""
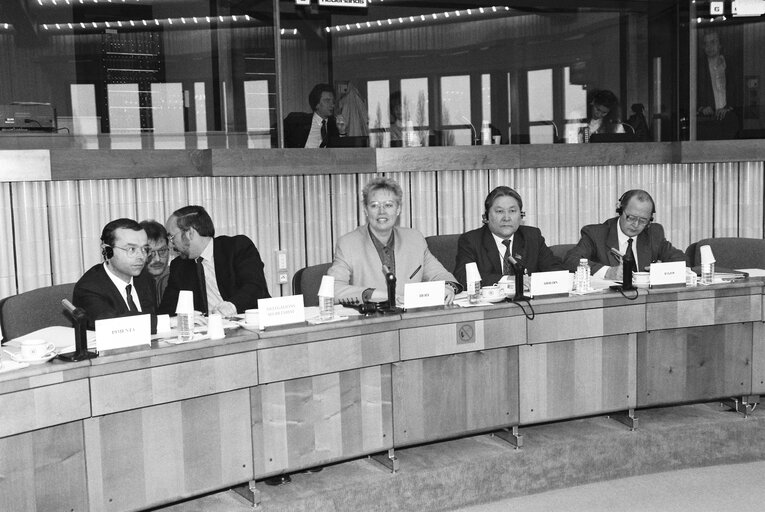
[425, 234, 461, 273]
[689, 238, 765, 270]
[0, 283, 76, 342]
[292, 263, 333, 307]
[550, 243, 576, 263]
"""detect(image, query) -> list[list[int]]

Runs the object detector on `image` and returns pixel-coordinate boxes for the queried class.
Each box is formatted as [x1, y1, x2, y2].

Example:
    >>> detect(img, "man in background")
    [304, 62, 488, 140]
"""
[697, 30, 741, 140]
[139, 220, 170, 306]
[283, 83, 347, 148]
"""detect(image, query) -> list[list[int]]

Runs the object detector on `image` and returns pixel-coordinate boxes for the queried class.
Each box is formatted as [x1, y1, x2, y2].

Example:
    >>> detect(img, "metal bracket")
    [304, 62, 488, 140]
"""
[231, 479, 261, 509]
[610, 408, 638, 431]
[493, 425, 523, 449]
[721, 395, 759, 418]
[369, 448, 399, 473]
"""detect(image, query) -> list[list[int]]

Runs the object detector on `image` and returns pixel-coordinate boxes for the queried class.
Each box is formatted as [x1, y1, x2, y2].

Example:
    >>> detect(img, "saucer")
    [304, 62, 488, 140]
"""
[482, 295, 507, 303]
[10, 351, 57, 365]
[236, 320, 262, 330]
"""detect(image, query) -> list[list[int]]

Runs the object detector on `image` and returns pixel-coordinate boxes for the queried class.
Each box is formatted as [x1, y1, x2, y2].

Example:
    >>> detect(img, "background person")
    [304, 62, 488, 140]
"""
[283, 83, 347, 148]
[697, 30, 741, 140]
[328, 176, 460, 305]
[139, 219, 171, 306]
[454, 186, 563, 289]
[586, 89, 625, 136]
[563, 189, 685, 281]
[158, 205, 270, 317]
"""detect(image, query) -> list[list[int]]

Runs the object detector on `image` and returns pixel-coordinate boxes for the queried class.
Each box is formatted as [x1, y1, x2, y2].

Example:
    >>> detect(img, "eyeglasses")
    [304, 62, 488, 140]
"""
[368, 201, 398, 211]
[624, 213, 651, 226]
[113, 245, 151, 257]
[147, 248, 170, 259]
[167, 230, 184, 242]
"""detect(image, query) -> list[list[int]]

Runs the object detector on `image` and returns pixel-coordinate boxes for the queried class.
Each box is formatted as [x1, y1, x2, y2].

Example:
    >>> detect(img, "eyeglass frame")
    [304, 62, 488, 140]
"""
[112, 245, 151, 258]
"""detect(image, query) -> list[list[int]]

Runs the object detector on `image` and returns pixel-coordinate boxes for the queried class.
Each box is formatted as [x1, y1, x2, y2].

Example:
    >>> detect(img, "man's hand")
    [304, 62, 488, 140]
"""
[699, 106, 714, 117]
[444, 284, 455, 305]
[211, 301, 237, 318]
[604, 264, 623, 281]
[715, 106, 732, 120]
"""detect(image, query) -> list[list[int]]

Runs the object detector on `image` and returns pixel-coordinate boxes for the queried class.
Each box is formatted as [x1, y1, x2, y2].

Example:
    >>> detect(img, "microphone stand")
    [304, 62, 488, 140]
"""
[380, 266, 403, 314]
[507, 255, 531, 301]
[58, 299, 97, 362]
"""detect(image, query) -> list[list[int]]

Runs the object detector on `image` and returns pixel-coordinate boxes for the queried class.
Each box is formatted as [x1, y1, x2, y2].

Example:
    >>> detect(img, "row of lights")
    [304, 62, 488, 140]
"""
[42, 14, 255, 31]
[325, 6, 511, 33]
[36, 0, 145, 5]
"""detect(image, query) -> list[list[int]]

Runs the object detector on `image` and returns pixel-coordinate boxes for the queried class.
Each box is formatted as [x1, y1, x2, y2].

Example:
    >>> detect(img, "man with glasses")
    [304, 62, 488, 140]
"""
[563, 189, 684, 281]
[73, 218, 157, 330]
[159, 205, 270, 317]
[139, 220, 171, 306]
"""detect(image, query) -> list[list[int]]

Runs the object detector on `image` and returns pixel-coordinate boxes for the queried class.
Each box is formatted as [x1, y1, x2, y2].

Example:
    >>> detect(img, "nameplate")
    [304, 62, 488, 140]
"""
[318, 0, 368, 8]
[258, 295, 306, 329]
[404, 280, 444, 310]
[95, 314, 151, 352]
[649, 261, 687, 287]
[530, 271, 572, 297]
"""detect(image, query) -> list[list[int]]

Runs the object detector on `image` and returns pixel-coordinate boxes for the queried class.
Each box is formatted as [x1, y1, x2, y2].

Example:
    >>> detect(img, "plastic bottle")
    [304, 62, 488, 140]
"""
[467, 278, 482, 304]
[579, 126, 590, 143]
[575, 258, 591, 292]
[319, 295, 334, 321]
[177, 311, 194, 342]
[481, 120, 492, 145]
[701, 262, 715, 285]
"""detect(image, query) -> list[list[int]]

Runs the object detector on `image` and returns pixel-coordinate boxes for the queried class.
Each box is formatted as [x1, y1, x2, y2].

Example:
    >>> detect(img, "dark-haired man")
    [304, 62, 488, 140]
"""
[283, 83, 346, 148]
[139, 219, 170, 306]
[73, 218, 157, 331]
[454, 186, 562, 289]
[563, 189, 685, 280]
[158, 205, 270, 317]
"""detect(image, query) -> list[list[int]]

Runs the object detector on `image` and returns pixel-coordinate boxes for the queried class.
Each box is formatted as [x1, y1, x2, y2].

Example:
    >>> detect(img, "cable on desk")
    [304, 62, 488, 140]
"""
[510, 299, 535, 320]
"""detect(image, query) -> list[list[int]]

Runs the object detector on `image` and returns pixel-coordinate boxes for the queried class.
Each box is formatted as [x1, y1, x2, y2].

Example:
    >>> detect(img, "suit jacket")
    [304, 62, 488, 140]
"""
[73, 264, 157, 332]
[454, 225, 563, 289]
[563, 217, 685, 274]
[283, 112, 340, 148]
[159, 235, 270, 314]
[328, 225, 457, 302]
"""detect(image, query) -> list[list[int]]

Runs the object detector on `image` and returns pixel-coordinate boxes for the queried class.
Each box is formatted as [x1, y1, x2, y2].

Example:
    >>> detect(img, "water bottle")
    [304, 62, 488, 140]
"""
[701, 262, 715, 285]
[575, 258, 591, 292]
[177, 311, 194, 342]
[579, 126, 590, 143]
[319, 295, 334, 321]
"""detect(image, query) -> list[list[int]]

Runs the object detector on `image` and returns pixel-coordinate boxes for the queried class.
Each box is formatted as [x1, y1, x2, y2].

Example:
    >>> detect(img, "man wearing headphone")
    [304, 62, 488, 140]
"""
[454, 186, 563, 289]
[283, 83, 347, 148]
[73, 218, 157, 331]
[563, 189, 685, 281]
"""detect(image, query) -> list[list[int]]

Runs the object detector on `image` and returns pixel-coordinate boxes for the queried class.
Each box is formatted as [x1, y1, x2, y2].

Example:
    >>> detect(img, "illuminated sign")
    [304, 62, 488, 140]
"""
[318, 0, 368, 7]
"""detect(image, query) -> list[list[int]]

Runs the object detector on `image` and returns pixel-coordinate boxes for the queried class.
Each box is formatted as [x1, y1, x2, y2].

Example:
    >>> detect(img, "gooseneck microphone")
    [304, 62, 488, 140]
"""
[58, 299, 97, 362]
[381, 265, 403, 314]
[508, 254, 531, 301]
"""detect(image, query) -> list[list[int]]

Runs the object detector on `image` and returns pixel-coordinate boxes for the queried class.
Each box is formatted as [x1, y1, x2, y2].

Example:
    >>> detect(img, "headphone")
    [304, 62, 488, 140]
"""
[482, 186, 526, 223]
[101, 245, 114, 259]
[616, 189, 655, 222]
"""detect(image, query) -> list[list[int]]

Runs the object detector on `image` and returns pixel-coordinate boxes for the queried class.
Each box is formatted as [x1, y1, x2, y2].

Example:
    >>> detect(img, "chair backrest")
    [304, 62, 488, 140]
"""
[550, 243, 576, 263]
[292, 262, 333, 307]
[691, 238, 765, 269]
[425, 234, 461, 273]
[0, 283, 76, 342]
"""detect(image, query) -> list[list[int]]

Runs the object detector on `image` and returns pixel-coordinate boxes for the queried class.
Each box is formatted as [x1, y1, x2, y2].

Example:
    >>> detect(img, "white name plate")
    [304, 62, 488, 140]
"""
[258, 295, 306, 329]
[96, 314, 151, 352]
[649, 261, 687, 287]
[404, 280, 445, 310]
[530, 271, 572, 297]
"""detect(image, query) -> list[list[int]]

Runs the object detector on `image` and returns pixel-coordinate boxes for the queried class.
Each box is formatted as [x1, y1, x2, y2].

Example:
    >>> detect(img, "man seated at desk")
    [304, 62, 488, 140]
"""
[73, 218, 156, 330]
[563, 189, 685, 280]
[139, 219, 170, 306]
[283, 83, 347, 148]
[454, 186, 563, 289]
[159, 205, 270, 317]
[327, 176, 460, 305]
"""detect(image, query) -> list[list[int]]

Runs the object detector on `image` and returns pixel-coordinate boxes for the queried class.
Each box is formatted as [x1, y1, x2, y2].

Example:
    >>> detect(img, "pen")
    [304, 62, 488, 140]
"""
[609, 247, 622, 263]
[409, 265, 422, 279]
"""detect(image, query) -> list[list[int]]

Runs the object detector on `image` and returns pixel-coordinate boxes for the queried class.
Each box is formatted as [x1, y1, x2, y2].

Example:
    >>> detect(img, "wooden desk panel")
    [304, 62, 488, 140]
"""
[90, 351, 259, 415]
[251, 365, 392, 476]
[752, 322, 765, 394]
[636, 324, 753, 407]
[257, 330, 398, 383]
[646, 293, 761, 331]
[392, 348, 519, 446]
[528, 304, 645, 344]
[0, 379, 90, 437]
[85, 389, 252, 512]
[0, 421, 87, 512]
[519, 334, 636, 424]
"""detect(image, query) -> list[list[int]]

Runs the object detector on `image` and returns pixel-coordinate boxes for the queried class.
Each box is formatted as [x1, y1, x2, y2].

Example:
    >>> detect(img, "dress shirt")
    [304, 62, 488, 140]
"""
[304, 112, 326, 148]
[199, 239, 225, 312]
[369, 226, 396, 276]
[593, 221, 639, 279]
[103, 262, 142, 312]
[492, 233, 513, 266]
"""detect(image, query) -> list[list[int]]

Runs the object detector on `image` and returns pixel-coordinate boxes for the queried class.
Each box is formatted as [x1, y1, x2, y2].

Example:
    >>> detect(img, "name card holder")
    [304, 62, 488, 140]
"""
[649, 261, 687, 288]
[95, 314, 151, 355]
[403, 280, 445, 311]
[530, 271, 571, 298]
[258, 295, 306, 329]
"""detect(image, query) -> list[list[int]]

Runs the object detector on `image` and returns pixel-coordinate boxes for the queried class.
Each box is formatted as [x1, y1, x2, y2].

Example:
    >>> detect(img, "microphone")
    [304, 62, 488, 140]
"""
[381, 265, 403, 314]
[461, 116, 477, 145]
[543, 121, 560, 142]
[508, 254, 531, 301]
[58, 299, 97, 362]
[619, 123, 636, 134]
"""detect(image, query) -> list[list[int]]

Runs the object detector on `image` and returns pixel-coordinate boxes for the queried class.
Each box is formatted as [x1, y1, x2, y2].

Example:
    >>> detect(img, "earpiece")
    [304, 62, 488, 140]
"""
[616, 189, 655, 221]
[102, 246, 114, 259]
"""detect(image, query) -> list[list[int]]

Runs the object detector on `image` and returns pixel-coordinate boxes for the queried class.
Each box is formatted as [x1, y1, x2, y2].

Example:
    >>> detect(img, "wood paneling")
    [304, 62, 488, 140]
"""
[528, 304, 645, 344]
[0, 379, 90, 437]
[251, 365, 392, 475]
[392, 348, 519, 446]
[85, 390, 252, 512]
[646, 292, 762, 331]
[636, 323, 753, 407]
[52, 149, 212, 180]
[519, 334, 636, 424]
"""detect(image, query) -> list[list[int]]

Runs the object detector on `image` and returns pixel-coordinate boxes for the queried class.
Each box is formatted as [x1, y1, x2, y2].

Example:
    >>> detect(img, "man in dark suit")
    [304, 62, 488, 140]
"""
[563, 189, 685, 280]
[697, 30, 741, 140]
[283, 83, 346, 148]
[158, 205, 270, 317]
[454, 186, 562, 289]
[73, 218, 157, 331]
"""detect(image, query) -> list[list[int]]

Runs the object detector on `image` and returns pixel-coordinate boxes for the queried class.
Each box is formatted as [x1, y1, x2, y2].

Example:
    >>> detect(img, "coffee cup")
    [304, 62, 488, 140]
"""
[207, 313, 225, 340]
[20, 339, 56, 360]
[633, 272, 650, 289]
[156, 314, 171, 333]
[497, 280, 515, 297]
[481, 285, 504, 301]
[244, 309, 259, 326]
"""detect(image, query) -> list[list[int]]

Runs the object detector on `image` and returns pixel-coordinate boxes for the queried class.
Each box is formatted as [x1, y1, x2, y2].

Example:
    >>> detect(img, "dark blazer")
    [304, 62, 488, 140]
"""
[73, 264, 157, 332]
[283, 112, 340, 148]
[454, 225, 563, 289]
[563, 217, 685, 274]
[159, 235, 270, 314]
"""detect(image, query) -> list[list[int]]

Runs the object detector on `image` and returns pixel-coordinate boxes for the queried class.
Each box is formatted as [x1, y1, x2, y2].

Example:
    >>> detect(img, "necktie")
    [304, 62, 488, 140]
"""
[196, 256, 209, 314]
[502, 239, 512, 275]
[125, 284, 138, 312]
[320, 119, 328, 148]
[626, 238, 638, 272]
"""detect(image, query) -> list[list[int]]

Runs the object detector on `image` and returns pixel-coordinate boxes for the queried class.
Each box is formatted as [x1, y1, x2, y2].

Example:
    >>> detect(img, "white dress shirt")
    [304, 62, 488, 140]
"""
[593, 222, 639, 279]
[199, 239, 225, 312]
[103, 262, 142, 311]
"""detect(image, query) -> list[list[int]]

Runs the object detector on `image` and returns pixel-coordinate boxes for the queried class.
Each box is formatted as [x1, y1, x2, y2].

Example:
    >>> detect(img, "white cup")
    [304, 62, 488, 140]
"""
[156, 314, 171, 333]
[207, 313, 225, 340]
[20, 339, 56, 360]
[481, 285, 504, 301]
[492, 135, 501, 145]
[633, 272, 650, 289]
[497, 280, 515, 297]
[244, 309, 259, 326]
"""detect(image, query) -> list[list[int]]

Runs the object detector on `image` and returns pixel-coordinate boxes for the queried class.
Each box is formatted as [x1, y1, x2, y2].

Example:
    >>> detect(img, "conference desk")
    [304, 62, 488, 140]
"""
[1, 281, 763, 511]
